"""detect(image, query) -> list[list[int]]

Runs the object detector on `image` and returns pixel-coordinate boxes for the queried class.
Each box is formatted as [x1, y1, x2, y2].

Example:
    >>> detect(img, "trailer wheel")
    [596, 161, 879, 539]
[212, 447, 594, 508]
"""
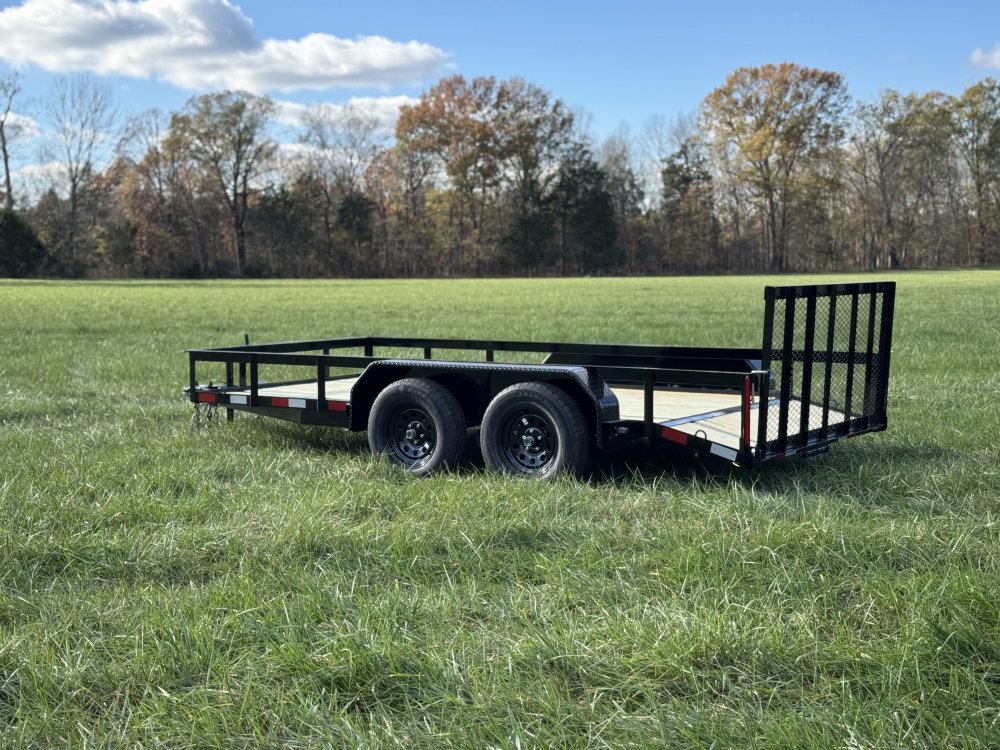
[368, 378, 466, 476]
[481, 382, 590, 479]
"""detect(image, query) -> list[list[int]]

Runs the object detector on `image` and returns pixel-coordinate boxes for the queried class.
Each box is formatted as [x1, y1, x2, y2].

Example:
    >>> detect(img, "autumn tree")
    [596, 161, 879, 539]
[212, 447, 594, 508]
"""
[397, 75, 574, 273]
[390, 143, 438, 276]
[172, 91, 277, 275]
[301, 104, 385, 197]
[701, 63, 848, 271]
[113, 109, 191, 275]
[363, 147, 407, 275]
[899, 92, 963, 267]
[397, 76, 500, 271]
[495, 79, 574, 203]
[245, 184, 317, 276]
[848, 91, 961, 269]
[496, 78, 574, 272]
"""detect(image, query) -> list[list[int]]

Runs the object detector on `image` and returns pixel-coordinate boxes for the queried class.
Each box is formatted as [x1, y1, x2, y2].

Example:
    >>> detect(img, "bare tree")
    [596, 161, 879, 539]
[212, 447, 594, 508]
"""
[301, 103, 386, 198]
[44, 73, 117, 265]
[0, 68, 24, 211]
[952, 78, 1000, 265]
[598, 127, 644, 271]
[298, 102, 387, 269]
[847, 92, 910, 270]
[637, 112, 696, 209]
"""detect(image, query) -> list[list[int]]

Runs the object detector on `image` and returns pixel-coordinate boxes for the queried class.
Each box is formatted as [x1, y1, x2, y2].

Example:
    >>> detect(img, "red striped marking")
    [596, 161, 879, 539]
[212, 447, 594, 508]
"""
[327, 400, 348, 412]
[197, 392, 217, 404]
[660, 426, 688, 445]
[270, 397, 289, 408]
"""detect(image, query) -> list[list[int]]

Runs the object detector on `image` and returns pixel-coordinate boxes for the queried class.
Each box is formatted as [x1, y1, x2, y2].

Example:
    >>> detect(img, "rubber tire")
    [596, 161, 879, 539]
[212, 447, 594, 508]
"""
[368, 378, 466, 476]
[480, 382, 590, 479]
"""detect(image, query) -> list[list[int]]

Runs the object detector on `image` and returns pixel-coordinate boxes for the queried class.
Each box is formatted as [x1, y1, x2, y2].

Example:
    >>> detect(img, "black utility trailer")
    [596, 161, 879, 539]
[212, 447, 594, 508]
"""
[186, 282, 895, 477]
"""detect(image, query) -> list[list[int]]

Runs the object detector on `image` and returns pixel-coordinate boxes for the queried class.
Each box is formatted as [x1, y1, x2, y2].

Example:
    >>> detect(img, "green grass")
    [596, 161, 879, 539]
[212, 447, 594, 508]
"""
[1, 271, 999, 748]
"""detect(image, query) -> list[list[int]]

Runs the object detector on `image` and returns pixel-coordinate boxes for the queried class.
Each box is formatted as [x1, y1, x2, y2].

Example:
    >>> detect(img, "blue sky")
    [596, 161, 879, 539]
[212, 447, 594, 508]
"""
[2, 0, 1000, 168]
[309, 0, 1000, 130]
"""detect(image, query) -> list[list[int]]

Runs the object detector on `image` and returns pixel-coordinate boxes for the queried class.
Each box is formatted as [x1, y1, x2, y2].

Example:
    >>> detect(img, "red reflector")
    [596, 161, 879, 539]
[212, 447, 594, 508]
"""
[660, 426, 688, 445]
[270, 397, 289, 407]
[327, 400, 348, 412]
[197, 392, 217, 404]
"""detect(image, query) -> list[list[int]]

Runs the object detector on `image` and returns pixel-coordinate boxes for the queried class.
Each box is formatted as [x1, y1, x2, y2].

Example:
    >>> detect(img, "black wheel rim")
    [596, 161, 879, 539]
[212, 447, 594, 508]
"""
[388, 405, 435, 466]
[498, 408, 557, 474]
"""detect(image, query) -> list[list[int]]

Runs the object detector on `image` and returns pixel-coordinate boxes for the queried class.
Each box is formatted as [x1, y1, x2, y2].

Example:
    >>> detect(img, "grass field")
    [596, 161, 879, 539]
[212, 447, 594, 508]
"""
[1, 271, 999, 748]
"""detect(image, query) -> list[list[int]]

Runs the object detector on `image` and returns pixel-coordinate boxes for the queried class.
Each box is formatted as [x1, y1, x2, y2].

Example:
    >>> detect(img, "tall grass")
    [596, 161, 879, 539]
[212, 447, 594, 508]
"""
[1, 271, 999, 748]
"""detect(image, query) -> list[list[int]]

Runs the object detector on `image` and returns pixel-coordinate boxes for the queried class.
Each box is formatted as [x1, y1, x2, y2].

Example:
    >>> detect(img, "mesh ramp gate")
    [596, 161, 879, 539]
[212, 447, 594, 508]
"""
[757, 282, 896, 461]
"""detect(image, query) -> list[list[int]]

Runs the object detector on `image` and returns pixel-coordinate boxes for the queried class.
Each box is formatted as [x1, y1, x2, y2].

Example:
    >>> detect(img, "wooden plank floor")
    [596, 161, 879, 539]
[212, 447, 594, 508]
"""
[611, 386, 750, 448]
[611, 387, 741, 423]
[238, 380, 755, 447]
[231, 377, 840, 452]
[231, 376, 359, 401]
[611, 386, 845, 450]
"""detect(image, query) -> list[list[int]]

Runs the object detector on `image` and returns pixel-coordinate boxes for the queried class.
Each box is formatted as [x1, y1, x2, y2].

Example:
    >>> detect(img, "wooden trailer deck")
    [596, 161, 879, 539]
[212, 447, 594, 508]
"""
[230, 377, 358, 404]
[230, 377, 841, 454]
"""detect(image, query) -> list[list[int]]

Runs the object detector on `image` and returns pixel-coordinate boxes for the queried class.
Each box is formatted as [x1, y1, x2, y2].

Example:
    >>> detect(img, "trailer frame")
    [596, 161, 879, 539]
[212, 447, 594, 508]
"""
[185, 282, 895, 474]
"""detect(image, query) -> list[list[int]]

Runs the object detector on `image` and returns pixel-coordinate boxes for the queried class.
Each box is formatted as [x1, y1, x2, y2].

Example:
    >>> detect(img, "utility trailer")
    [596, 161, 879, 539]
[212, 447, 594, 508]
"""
[185, 282, 895, 477]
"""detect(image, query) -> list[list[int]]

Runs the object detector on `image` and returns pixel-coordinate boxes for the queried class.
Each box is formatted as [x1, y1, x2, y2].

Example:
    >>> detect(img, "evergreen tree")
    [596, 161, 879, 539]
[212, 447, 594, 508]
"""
[0, 209, 48, 277]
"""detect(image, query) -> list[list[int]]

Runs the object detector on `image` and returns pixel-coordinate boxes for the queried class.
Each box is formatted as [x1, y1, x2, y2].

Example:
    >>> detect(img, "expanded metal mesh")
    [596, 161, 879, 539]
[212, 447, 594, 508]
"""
[760, 284, 894, 458]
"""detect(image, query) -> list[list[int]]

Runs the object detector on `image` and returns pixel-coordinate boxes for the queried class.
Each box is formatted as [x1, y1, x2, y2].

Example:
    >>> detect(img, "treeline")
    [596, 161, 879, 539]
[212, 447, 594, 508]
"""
[2, 63, 1000, 278]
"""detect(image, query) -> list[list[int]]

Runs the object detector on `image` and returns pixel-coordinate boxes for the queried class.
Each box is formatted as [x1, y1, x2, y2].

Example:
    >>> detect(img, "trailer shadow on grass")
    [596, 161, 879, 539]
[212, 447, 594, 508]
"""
[743, 440, 961, 483]
[249, 420, 793, 484]
[239, 419, 952, 503]
[589, 441, 716, 484]
[592, 436, 966, 499]
[248, 420, 712, 483]
[223, 419, 373, 461]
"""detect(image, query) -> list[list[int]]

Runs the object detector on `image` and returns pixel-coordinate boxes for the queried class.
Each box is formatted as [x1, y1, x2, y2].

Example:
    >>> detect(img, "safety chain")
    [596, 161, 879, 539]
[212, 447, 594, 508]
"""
[191, 401, 219, 430]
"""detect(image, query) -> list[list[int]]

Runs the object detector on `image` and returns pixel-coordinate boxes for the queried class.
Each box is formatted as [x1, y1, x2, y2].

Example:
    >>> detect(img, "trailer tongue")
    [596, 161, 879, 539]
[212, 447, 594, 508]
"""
[186, 282, 895, 477]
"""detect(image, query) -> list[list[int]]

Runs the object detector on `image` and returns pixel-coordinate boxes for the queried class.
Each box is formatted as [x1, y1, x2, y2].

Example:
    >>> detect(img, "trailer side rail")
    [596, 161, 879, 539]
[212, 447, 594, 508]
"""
[186, 339, 763, 461]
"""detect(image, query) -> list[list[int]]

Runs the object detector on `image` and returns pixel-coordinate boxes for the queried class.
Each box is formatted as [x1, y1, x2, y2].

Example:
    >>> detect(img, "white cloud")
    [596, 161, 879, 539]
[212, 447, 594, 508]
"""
[3, 111, 40, 140]
[12, 159, 65, 203]
[274, 95, 417, 131]
[273, 100, 309, 127]
[971, 45, 1000, 68]
[14, 160, 63, 182]
[0, 0, 448, 92]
